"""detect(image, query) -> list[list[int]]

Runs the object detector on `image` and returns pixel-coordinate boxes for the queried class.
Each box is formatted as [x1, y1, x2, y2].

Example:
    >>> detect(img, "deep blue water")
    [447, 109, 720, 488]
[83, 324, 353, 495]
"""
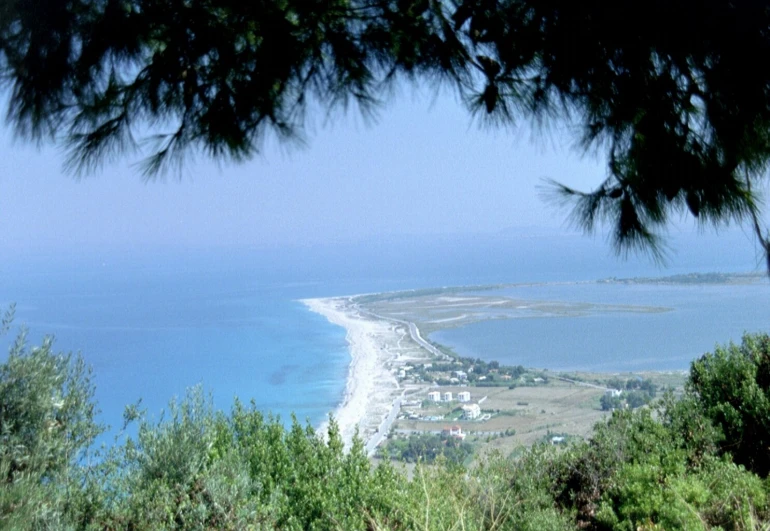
[0, 229, 765, 440]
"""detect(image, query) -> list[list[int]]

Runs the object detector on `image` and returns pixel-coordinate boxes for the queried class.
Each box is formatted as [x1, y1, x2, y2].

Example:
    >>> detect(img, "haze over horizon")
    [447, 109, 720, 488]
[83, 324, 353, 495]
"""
[1, 86, 766, 276]
[0, 89, 623, 248]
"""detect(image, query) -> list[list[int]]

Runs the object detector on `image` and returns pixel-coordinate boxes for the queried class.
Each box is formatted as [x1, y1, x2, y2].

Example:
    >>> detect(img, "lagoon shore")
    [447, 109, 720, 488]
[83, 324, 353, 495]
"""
[302, 287, 696, 457]
[301, 297, 412, 451]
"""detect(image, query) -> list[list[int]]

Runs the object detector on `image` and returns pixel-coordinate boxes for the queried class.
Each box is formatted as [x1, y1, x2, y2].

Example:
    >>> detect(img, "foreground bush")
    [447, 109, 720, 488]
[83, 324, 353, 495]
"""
[0, 311, 101, 529]
[687, 332, 770, 477]
[2, 319, 770, 530]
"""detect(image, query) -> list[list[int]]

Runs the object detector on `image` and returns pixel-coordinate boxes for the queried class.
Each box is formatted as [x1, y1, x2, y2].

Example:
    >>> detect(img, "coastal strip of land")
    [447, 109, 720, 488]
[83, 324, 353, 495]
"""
[301, 297, 410, 451]
[302, 281, 699, 457]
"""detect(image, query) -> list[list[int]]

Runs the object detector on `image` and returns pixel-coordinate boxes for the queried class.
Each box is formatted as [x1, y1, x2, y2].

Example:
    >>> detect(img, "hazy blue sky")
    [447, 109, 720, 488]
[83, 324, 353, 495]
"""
[0, 86, 763, 263]
[0, 89, 612, 247]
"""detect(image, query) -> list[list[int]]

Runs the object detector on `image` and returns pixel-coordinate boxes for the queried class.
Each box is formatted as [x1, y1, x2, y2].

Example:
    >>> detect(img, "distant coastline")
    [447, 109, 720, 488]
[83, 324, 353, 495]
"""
[303, 272, 768, 453]
[597, 271, 766, 285]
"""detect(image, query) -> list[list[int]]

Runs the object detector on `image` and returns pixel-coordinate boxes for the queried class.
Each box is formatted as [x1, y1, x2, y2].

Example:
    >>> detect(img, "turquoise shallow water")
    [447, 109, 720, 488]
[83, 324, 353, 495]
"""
[0, 230, 764, 440]
[2, 265, 353, 437]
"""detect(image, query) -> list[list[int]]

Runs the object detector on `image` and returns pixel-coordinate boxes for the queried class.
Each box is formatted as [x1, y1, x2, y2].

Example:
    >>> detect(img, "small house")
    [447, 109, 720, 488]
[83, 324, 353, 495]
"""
[462, 403, 481, 420]
[443, 391, 453, 402]
[457, 391, 471, 402]
[428, 391, 441, 402]
[443, 425, 466, 440]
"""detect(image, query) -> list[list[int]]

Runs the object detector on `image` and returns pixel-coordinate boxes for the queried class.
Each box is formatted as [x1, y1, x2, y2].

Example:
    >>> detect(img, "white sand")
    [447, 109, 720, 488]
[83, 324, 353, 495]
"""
[428, 314, 468, 323]
[301, 297, 402, 449]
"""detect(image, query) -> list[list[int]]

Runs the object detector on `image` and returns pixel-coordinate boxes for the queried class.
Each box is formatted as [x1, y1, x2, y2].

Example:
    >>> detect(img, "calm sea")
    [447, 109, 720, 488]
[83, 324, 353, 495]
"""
[431, 281, 770, 372]
[0, 229, 766, 438]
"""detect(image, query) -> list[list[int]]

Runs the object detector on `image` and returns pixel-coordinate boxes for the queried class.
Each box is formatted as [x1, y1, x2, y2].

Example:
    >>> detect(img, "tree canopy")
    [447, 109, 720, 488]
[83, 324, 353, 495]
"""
[2, 0, 770, 259]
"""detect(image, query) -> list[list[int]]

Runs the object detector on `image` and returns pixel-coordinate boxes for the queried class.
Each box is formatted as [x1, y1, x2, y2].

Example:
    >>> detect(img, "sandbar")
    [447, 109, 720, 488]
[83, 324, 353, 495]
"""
[301, 297, 408, 451]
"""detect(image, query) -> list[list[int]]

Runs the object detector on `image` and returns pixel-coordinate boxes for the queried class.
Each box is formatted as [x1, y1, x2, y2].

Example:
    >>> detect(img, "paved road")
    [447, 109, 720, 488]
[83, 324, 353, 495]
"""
[366, 394, 403, 456]
[405, 322, 447, 358]
[551, 375, 611, 391]
[393, 428, 508, 436]
[351, 303, 449, 455]
[355, 304, 448, 360]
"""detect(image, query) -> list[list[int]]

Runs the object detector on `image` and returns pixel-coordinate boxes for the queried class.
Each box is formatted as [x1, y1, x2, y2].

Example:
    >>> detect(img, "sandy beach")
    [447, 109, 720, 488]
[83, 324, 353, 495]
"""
[301, 297, 409, 451]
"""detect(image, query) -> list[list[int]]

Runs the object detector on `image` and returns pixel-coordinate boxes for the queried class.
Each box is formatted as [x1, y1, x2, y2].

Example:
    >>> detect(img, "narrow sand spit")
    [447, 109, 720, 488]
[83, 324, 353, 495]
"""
[302, 297, 403, 450]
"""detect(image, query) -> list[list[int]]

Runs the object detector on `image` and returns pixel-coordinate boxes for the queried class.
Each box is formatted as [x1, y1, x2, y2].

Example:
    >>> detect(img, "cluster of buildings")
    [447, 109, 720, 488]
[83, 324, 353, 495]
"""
[428, 390, 472, 402]
[426, 390, 481, 420]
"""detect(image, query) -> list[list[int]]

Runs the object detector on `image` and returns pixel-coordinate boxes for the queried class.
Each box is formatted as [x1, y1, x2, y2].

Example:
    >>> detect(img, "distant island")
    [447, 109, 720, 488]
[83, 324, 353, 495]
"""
[598, 271, 766, 285]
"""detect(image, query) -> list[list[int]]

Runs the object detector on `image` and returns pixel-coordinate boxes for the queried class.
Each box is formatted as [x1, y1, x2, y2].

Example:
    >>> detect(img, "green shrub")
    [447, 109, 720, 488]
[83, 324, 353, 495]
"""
[687, 333, 770, 476]
[0, 317, 102, 528]
[2, 313, 770, 531]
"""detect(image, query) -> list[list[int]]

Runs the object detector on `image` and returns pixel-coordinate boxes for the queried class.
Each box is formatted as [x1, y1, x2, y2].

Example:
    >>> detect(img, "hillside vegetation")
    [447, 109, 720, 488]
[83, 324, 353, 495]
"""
[2, 307, 770, 529]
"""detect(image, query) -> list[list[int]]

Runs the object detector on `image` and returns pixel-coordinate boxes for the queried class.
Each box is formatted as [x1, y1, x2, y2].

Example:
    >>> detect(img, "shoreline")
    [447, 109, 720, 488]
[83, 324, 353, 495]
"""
[301, 283, 704, 454]
[301, 297, 404, 451]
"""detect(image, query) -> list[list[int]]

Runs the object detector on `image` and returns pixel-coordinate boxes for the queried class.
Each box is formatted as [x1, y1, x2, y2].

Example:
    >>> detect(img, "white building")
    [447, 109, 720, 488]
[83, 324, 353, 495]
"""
[462, 403, 481, 420]
[428, 391, 441, 402]
[605, 389, 623, 398]
[443, 425, 466, 440]
[457, 391, 471, 402]
[443, 391, 453, 402]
